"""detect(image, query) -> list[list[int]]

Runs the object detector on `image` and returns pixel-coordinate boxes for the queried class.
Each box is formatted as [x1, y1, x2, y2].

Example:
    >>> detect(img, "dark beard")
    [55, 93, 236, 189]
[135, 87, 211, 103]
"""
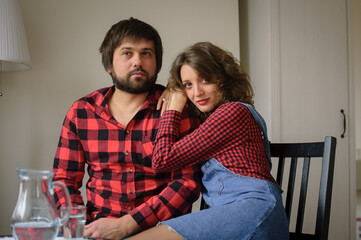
[111, 67, 157, 94]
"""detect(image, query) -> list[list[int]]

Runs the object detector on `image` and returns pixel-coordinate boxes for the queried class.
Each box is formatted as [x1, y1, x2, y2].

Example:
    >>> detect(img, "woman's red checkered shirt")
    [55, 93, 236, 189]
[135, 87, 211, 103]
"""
[152, 102, 274, 183]
[52, 85, 201, 230]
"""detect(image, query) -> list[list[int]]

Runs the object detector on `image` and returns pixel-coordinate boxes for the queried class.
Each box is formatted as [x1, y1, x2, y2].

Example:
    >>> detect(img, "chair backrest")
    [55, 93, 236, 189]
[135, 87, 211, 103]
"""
[270, 136, 337, 240]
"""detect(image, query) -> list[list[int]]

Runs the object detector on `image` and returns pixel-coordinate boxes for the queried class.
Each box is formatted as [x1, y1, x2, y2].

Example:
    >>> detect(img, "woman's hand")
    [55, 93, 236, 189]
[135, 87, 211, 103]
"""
[157, 88, 187, 115]
[156, 89, 170, 115]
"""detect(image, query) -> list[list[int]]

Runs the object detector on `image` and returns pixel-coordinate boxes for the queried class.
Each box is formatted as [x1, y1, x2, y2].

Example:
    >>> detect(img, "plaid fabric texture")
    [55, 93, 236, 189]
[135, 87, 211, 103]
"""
[53, 84, 201, 230]
[153, 102, 274, 182]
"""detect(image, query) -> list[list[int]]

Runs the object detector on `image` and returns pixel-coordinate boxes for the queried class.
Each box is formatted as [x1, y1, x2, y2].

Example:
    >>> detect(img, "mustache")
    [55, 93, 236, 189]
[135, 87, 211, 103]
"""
[129, 67, 147, 75]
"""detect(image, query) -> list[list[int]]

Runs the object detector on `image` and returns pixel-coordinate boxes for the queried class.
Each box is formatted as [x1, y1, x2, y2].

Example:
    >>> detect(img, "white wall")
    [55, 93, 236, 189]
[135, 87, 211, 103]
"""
[355, 0, 361, 160]
[353, 0, 361, 222]
[239, 0, 272, 137]
[0, 0, 239, 235]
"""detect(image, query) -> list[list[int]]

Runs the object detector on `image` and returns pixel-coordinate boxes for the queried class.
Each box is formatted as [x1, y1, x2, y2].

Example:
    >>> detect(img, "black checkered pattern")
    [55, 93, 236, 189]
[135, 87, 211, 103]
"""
[153, 102, 274, 182]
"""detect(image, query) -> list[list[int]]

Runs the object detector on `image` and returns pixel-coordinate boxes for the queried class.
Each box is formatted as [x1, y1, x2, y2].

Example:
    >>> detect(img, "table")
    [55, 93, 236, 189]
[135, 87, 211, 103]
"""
[0, 238, 66, 240]
[0, 237, 107, 240]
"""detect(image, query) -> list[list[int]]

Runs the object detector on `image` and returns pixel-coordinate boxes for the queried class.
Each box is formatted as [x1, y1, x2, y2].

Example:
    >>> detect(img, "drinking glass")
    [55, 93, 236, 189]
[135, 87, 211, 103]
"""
[61, 205, 86, 240]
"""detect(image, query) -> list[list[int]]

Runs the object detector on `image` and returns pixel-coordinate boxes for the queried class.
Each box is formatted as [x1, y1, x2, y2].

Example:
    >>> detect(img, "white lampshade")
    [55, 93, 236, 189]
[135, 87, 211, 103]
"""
[0, 0, 31, 71]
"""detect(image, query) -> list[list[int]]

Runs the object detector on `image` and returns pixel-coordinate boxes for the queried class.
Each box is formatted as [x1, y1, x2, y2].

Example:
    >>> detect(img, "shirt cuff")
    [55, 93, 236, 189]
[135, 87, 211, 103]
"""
[128, 204, 158, 231]
[159, 110, 182, 136]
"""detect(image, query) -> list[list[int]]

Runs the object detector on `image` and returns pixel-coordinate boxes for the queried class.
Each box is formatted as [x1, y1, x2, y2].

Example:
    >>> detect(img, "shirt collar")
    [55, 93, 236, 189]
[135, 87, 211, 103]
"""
[95, 84, 163, 119]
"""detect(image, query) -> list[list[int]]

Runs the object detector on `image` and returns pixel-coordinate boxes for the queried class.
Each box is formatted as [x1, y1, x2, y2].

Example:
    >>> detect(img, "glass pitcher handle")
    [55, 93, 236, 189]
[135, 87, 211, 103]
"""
[53, 181, 71, 226]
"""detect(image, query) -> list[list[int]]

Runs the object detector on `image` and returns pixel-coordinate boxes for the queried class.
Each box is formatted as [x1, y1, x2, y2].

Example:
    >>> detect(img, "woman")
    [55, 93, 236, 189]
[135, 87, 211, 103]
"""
[129, 42, 289, 240]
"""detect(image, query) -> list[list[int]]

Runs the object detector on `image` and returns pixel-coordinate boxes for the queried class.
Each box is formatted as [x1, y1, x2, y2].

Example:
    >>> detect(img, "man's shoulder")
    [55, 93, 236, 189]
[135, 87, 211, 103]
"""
[146, 84, 165, 104]
[154, 83, 165, 90]
[153, 84, 165, 95]
[75, 86, 112, 105]
[81, 86, 112, 100]
[65, 86, 113, 115]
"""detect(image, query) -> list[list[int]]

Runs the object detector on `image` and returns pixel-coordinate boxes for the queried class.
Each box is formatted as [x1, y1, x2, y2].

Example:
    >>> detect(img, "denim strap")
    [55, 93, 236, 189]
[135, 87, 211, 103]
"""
[238, 102, 272, 170]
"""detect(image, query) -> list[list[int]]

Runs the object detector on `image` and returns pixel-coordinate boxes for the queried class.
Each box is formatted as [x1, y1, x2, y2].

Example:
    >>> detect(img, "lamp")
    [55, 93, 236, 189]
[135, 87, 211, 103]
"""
[0, 0, 31, 96]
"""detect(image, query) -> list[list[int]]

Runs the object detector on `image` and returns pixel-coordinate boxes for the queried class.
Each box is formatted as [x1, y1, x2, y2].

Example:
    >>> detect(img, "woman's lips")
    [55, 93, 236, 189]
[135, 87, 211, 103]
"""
[197, 99, 209, 106]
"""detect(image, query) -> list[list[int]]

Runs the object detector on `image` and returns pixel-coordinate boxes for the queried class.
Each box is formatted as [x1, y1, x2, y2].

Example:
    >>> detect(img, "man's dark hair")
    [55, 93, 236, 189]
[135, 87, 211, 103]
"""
[99, 17, 163, 76]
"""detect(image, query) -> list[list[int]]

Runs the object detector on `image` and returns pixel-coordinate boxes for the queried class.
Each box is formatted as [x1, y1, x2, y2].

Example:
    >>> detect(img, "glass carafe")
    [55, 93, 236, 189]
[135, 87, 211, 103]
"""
[11, 168, 71, 240]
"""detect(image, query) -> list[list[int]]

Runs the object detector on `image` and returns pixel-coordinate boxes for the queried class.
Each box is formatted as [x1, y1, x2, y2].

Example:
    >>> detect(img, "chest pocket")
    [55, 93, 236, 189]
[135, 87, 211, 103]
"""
[141, 129, 157, 166]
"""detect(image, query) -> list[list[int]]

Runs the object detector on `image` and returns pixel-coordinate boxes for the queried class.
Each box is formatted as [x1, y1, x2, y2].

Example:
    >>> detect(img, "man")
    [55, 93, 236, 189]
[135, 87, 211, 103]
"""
[53, 17, 201, 239]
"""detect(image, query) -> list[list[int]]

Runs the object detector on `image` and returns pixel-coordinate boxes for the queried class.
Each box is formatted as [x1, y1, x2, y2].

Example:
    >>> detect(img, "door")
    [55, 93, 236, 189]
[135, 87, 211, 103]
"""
[278, 1, 350, 239]
[239, 0, 352, 239]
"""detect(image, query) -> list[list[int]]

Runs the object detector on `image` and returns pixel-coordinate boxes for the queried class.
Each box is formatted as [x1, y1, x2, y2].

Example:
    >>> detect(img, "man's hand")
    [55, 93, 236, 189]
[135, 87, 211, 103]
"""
[84, 214, 139, 240]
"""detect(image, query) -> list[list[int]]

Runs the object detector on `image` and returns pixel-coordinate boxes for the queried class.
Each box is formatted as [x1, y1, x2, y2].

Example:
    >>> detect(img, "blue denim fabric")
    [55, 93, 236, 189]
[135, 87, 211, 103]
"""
[161, 159, 289, 240]
[240, 103, 271, 168]
[160, 103, 289, 239]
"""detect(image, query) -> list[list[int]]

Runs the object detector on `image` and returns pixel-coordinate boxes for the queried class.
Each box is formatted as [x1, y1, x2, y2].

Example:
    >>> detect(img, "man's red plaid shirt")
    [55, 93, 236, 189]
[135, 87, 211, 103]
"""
[52, 84, 201, 230]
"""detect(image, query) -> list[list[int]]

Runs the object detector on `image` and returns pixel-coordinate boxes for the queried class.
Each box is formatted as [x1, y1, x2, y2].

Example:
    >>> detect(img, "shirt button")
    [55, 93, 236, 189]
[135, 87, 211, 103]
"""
[125, 130, 130, 135]
[129, 190, 133, 194]
[128, 169, 133, 173]
[125, 151, 129, 156]
[129, 206, 133, 210]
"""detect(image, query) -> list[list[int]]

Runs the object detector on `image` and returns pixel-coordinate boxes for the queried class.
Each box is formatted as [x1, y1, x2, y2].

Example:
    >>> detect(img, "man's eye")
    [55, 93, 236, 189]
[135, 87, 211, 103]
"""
[143, 52, 152, 56]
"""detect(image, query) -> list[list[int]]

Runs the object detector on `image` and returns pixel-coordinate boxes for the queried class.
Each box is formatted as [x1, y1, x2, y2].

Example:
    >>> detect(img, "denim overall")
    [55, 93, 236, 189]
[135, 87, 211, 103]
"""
[161, 103, 289, 240]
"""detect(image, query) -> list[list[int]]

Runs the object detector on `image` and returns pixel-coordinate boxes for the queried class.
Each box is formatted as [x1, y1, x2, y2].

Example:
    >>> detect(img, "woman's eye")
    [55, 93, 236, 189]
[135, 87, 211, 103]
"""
[183, 83, 191, 88]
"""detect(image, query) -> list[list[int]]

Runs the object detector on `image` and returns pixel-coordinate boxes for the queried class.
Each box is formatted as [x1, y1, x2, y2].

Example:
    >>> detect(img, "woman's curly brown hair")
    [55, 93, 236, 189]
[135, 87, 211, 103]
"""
[168, 42, 254, 121]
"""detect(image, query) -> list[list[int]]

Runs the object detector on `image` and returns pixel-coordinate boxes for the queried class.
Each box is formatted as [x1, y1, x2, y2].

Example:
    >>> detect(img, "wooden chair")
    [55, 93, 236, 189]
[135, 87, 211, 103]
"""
[270, 136, 337, 240]
[199, 136, 337, 240]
